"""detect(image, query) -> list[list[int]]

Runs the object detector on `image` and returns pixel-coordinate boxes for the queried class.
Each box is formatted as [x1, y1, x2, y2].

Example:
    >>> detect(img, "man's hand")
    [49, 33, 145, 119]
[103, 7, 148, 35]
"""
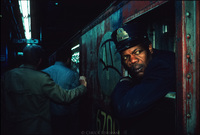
[79, 76, 87, 87]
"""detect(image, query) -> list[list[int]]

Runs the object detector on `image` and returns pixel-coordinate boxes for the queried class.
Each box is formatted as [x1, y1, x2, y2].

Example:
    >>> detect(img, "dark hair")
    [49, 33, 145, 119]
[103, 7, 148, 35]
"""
[23, 44, 45, 65]
[55, 48, 72, 62]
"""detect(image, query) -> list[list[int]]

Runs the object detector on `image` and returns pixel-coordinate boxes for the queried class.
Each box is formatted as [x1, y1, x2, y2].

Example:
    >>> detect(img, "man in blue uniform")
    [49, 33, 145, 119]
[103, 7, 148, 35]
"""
[111, 23, 176, 134]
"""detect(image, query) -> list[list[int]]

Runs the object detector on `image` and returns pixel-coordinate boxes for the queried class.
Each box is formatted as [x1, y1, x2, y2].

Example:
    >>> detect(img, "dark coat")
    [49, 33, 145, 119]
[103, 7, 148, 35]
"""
[1, 64, 86, 135]
[111, 49, 176, 134]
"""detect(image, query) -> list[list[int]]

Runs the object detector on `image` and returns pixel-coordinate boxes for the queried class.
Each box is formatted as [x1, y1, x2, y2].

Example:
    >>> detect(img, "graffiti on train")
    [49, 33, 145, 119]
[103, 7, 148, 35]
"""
[98, 32, 122, 96]
[96, 109, 120, 134]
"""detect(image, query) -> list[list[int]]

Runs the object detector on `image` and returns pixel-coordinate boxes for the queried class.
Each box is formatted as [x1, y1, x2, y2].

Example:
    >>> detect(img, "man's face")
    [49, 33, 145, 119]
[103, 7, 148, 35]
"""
[121, 44, 153, 79]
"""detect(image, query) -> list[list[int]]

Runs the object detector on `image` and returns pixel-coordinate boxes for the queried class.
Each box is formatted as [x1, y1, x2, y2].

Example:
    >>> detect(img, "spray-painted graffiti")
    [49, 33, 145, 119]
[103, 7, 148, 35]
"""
[99, 39, 122, 76]
[98, 32, 122, 96]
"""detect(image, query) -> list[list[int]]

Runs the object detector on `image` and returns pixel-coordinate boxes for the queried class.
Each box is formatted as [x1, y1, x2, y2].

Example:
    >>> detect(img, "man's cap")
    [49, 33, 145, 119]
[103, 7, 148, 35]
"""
[111, 22, 151, 52]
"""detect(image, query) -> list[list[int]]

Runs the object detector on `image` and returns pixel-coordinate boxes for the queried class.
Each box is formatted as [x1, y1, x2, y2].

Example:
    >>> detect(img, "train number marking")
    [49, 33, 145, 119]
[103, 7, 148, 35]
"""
[96, 109, 120, 134]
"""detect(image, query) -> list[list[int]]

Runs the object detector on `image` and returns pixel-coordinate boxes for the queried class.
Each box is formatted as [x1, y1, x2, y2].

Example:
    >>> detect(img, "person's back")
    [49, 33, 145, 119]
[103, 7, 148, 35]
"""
[43, 48, 80, 135]
[44, 62, 79, 90]
[2, 65, 54, 134]
[44, 62, 79, 114]
[1, 45, 87, 135]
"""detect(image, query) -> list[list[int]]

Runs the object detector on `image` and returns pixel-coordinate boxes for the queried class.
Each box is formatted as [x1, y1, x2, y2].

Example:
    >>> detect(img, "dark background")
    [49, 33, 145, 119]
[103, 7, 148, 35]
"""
[30, 0, 114, 56]
[1, 0, 114, 72]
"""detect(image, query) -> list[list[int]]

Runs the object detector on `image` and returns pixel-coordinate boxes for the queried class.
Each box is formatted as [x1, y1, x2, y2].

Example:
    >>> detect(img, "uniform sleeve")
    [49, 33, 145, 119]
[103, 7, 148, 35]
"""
[41, 74, 87, 104]
[111, 58, 176, 119]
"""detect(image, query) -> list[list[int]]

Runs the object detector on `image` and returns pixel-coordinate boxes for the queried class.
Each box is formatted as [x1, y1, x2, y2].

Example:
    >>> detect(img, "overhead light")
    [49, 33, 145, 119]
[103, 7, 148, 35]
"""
[18, 0, 31, 39]
[71, 44, 80, 50]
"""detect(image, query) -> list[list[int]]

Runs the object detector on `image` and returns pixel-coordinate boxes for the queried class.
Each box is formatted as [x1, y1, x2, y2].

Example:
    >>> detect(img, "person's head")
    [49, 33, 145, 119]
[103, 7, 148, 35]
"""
[112, 22, 153, 80]
[23, 44, 45, 67]
[56, 47, 72, 67]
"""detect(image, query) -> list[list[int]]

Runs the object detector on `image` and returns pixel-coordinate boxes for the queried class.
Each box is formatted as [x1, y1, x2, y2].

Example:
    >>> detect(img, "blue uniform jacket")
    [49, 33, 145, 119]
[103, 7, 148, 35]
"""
[111, 49, 176, 119]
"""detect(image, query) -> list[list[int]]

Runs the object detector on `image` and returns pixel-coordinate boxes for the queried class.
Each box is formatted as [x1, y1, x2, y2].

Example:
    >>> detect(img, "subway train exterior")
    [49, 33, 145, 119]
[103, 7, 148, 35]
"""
[1, 1, 199, 135]
[49, 1, 200, 135]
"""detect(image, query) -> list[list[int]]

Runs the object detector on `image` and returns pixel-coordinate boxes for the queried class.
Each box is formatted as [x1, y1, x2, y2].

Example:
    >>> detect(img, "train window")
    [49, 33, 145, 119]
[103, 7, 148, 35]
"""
[125, 1, 175, 53]
[71, 52, 80, 63]
[71, 44, 80, 73]
[119, 2, 176, 134]
[123, 2, 176, 92]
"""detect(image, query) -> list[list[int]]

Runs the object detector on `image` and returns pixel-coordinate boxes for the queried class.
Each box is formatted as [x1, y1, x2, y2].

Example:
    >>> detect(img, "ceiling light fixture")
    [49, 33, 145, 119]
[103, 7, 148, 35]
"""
[18, 0, 31, 40]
